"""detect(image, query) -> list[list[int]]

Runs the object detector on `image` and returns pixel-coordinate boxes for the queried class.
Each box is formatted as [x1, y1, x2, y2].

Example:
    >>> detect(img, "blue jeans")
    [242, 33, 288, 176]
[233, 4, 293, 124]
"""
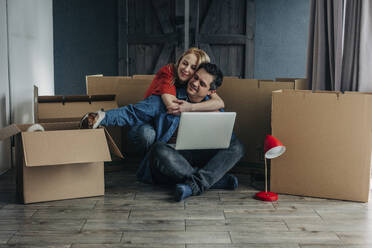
[149, 137, 245, 195]
[127, 124, 156, 154]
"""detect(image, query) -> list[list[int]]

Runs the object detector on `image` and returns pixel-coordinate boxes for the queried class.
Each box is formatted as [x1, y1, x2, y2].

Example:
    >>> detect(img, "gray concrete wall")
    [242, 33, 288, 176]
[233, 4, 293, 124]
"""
[254, 0, 309, 80]
[53, 0, 118, 95]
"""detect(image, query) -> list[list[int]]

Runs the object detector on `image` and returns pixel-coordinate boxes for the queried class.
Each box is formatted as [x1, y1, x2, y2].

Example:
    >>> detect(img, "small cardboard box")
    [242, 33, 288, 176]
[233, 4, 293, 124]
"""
[0, 122, 123, 204]
[271, 90, 372, 202]
[34, 86, 123, 156]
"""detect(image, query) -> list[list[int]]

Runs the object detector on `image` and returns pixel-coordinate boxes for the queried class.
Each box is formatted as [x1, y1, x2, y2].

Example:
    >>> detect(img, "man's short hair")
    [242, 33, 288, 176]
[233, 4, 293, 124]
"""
[197, 63, 223, 90]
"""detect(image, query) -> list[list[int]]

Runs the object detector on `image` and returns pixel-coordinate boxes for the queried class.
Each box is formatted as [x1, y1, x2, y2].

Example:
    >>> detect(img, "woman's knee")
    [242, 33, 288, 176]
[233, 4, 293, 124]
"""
[138, 124, 156, 145]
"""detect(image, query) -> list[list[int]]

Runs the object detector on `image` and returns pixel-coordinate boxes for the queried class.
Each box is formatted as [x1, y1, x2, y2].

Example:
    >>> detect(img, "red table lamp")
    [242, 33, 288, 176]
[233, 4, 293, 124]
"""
[255, 135, 286, 201]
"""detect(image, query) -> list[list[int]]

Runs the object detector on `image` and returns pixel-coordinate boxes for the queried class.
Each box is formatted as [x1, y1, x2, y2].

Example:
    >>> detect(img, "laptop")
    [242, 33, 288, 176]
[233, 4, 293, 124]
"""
[171, 112, 236, 150]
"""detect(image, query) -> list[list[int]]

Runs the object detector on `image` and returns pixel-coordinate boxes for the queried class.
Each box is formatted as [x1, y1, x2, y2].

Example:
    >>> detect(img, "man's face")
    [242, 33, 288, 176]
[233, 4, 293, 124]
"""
[186, 68, 214, 102]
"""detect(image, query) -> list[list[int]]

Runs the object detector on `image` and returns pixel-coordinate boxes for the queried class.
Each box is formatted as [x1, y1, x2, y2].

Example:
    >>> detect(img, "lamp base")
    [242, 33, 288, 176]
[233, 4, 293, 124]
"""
[255, 191, 278, 201]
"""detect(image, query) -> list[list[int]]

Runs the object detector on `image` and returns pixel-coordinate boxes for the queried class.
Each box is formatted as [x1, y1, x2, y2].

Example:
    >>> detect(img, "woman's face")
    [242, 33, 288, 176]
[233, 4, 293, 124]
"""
[177, 53, 198, 82]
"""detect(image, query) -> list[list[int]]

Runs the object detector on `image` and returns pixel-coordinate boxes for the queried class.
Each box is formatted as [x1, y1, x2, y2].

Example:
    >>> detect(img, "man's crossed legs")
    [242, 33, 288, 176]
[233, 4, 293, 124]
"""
[149, 137, 245, 201]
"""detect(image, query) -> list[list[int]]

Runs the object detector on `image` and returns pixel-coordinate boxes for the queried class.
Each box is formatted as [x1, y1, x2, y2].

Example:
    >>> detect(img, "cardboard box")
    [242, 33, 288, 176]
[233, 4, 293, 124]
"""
[132, 75, 155, 80]
[86, 75, 152, 107]
[271, 90, 372, 202]
[86, 76, 153, 156]
[34, 86, 118, 123]
[86, 75, 308, 164]
[219, 78, 307, 163]
[276, 77, 308, 90]
[0, 122, 123, 204]
[34, 86, 123, 157]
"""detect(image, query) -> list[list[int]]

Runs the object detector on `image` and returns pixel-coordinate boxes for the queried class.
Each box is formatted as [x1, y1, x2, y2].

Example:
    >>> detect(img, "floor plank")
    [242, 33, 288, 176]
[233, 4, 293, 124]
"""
[230, 231, 341, 244]
[129, 209, 225, 220]
[8, 231, 123, 245]
[122, 231, 230, 244]
[83, 219, 185, 232]
[186, 219, 288, 232]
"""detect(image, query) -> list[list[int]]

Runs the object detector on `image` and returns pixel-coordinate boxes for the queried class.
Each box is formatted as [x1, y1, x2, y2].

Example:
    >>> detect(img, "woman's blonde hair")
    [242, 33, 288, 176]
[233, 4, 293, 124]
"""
[175, 47, 211, 69]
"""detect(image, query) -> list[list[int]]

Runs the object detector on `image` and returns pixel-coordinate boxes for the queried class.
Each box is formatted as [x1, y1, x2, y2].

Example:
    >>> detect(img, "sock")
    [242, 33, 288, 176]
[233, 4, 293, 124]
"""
[175, 184, 192, 202]
[210, 174, 238, 190]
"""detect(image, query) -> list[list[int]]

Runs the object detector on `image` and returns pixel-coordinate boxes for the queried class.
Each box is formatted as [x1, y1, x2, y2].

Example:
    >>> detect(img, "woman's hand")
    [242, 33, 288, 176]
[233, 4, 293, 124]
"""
[166, 102, 181, 115]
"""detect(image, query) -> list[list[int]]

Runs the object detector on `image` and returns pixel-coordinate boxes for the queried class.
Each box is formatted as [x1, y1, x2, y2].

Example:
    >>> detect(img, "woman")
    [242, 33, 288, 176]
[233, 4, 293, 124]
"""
[129, 48, 225, 154]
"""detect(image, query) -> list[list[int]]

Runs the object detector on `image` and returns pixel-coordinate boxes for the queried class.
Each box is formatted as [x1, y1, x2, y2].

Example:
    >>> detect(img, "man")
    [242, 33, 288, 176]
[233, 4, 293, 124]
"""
[81, 63, 245, 201]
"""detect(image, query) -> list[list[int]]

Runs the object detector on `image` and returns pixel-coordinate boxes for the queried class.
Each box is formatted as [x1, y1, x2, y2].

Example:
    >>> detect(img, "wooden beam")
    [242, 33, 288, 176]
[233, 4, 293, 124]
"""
[200, 0, 221, 34]
[194, 0, 200, 47]
[245, 0, 255, 78]
[128, 34, 178, 44]
[198, 34, 247, 45]
[118, 0, 128, 76]
[184, 0, 190, 50]
[153, 44, 174, 73]
[152, 0, 175, 34]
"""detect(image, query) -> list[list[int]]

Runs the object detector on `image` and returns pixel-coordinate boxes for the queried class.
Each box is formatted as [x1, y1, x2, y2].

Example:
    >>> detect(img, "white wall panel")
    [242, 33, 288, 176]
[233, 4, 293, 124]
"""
[0, 0, 11, 174]
[8, 0, 54, 124]
[358, 0, 372, 92]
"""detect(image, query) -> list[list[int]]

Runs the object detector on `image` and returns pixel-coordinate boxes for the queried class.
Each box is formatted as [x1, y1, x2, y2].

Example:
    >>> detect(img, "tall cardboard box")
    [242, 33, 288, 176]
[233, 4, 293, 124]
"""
[271, 90, 372, 202]
[0, 122, 123, 204]
[219, 78, 307, 164]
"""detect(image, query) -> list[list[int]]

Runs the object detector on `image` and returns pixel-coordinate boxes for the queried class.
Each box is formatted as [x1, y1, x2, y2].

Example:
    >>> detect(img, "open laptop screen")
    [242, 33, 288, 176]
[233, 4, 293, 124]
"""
[174, 112, 236, 150]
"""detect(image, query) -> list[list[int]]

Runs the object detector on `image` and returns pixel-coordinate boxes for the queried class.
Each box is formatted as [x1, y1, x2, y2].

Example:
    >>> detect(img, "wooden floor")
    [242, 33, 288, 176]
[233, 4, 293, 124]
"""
[0, 163, 371, 248]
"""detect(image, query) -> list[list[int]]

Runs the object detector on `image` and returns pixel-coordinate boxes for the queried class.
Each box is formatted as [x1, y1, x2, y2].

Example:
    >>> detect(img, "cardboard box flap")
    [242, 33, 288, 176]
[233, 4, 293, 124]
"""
[38, 94, 116, 103]
[37, 98, 118, 122]
[22, 129, 111, 167]
[0, 124, 22, 141]
[13, 122, 80, 133]
[104, 128, 124, 159]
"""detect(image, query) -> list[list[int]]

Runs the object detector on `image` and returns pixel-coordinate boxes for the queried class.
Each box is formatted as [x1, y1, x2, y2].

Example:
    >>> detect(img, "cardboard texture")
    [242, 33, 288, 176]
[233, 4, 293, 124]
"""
[0, 122, 122, 203]
[86, 75, 151, 106]
[271, 90, 372, 202]
[86, 75, 308, 163]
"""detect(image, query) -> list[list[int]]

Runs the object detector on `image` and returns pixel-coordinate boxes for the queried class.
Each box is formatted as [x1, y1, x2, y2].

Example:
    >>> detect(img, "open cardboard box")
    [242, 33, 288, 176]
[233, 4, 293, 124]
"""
[0, 122, 123, 204]
[271, 90, 372, 202]
[34, 86, 123, 158]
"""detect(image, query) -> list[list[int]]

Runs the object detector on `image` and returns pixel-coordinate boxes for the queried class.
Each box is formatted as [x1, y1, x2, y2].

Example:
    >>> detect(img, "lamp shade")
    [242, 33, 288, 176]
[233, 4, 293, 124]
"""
[264, 135, 286, 159]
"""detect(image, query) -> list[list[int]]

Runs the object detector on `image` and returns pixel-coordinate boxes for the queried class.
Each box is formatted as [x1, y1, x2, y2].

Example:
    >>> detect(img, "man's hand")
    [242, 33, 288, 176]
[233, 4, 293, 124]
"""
[167, 99, 193, 115]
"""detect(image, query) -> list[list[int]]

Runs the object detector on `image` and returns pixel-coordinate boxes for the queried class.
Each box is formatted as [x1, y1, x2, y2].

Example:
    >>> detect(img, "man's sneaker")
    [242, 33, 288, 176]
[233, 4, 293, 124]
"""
[80, 110, 105, 129]
[175, 184, 192, 202]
